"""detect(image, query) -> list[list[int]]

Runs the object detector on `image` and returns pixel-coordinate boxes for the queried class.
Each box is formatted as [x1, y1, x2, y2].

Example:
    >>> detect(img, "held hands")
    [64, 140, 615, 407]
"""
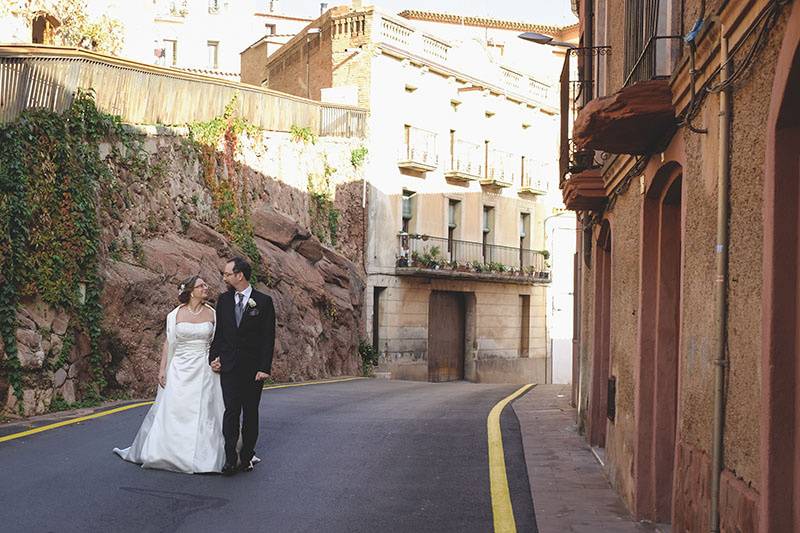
[210, 357, 221, 373]
[255, 371, 270, 382]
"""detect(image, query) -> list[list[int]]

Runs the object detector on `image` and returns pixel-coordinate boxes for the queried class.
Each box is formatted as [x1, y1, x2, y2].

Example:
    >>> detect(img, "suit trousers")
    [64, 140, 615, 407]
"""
[220, 366, 263, 466]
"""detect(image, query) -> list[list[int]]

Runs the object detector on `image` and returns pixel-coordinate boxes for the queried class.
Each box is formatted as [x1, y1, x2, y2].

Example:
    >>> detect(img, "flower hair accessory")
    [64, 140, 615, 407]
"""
[178, 283, 186, 295]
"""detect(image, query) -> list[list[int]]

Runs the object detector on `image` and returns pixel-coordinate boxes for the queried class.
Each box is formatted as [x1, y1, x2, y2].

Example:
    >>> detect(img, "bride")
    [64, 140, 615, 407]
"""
[114, 276, 226, 473]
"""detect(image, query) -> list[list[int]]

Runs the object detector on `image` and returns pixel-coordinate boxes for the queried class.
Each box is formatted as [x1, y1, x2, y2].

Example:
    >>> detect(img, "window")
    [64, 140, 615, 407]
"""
[401, 190, 415, 233]
[482, 206, 494, 262]
[520, 295, 530, 358]
[520, 213, 531, 267]
[265, 23, 277, 35]
[448, 200, 460, 259]
[207, 41, 219, 69]
[164, 39, 178, 67]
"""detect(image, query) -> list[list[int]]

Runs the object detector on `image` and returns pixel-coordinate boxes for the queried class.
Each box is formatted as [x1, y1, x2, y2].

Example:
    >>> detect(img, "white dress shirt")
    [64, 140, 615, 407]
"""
[235, 285, 253, 308]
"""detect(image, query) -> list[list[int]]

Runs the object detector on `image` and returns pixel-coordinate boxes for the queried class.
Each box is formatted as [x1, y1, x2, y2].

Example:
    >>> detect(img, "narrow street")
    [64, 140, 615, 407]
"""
[0, 380, 535, 533]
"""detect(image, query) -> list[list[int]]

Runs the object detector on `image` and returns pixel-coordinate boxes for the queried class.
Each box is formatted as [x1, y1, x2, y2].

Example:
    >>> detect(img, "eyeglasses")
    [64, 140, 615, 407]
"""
[221, 271, 238, 278]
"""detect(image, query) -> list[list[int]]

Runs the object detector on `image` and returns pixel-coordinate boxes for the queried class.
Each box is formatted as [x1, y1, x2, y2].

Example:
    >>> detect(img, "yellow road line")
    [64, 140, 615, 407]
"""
[0, 402, 154, 444]
[264, 377, 365, 390]
[488, 383, 535, 533]
[0, 377, 366, 444]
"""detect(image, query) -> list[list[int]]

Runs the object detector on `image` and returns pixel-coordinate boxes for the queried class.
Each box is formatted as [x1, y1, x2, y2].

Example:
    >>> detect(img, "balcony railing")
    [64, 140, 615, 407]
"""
[373, 12, 553, 108]
[558, 47, 611, 184]
[398, 126, 438, 171]
[156, 0, 188, 18]
[445, 139, 483, 181]
[482, 149, 516, 187]
[397, 234, 550, 282]
[0, 45, 368, 137]
[521, 158, 550, 194]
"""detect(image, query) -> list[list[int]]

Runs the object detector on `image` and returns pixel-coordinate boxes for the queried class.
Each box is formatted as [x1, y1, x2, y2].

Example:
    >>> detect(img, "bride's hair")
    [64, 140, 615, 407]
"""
[177, 275, 200, 304]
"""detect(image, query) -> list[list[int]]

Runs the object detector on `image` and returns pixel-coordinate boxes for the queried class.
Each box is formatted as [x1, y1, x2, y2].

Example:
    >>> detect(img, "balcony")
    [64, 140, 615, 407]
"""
[444, 140, 483, 182]
[155, 0, 188, 20]
[520, 158, 550, 196]
[396, 234, 551, 284]
[398, 126, 438, 172]
[572, 35, 680, 155]
[480, 149, 516, 189]
[373, 13, 553, 109]
[562, 169, 607, 211]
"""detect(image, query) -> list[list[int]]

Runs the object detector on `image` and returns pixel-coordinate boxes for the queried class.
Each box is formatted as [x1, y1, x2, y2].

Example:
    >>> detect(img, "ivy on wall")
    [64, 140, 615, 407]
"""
[0, 90, 130, 409]
[307, 158, 341, 246]
[188, 95, 267, 284]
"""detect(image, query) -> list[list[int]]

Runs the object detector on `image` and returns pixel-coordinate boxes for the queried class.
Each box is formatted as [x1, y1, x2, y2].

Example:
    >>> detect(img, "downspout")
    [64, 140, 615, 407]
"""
[709, 26, 730, 533]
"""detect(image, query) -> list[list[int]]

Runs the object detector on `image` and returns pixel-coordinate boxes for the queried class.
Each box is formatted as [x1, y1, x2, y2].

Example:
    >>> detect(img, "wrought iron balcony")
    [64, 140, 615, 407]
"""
[445, 140, 483, 182]
[396, 234, 551, 283]
[558, 46, 612, 184]
[398, 126, 438, 172]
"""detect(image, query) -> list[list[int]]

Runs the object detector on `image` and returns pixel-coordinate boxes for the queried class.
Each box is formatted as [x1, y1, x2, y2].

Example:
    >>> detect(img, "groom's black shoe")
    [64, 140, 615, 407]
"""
[222, 463, 238, 476]
[240, 459, 254, 472]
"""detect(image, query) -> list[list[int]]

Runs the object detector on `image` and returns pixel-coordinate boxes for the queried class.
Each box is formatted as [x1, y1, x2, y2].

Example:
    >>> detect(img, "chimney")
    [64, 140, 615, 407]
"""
[320, 2, 328, 15]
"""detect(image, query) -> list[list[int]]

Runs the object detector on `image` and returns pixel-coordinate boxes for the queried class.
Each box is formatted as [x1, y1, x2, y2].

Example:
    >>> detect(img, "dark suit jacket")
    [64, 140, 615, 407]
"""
[210, 288, 276, 374]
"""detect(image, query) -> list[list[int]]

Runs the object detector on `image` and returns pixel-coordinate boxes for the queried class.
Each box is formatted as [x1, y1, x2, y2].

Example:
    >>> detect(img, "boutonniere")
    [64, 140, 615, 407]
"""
[247, 298, 257, 308]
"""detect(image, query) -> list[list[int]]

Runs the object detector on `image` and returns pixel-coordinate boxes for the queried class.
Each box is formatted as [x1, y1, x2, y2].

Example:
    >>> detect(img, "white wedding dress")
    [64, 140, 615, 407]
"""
[114, 321, 226, 473]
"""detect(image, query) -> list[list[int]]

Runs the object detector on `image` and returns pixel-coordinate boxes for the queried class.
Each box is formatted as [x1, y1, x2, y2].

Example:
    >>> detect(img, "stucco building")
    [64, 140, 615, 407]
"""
[245, 2, 576, 384]
[562, 0, 800, 530]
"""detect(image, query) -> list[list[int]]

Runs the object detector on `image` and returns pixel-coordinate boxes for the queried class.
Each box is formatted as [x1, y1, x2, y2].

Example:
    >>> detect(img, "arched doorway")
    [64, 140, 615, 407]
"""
[634, 163, 683, 522]
[761, 3, 800, 531]
[589, 220, 612, 447]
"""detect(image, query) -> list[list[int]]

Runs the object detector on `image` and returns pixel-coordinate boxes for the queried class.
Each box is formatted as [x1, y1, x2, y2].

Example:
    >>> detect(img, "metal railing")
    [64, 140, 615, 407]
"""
[486, 149, 517, 184]
[447, 139, 483, 177]
[397, 234, 549, 279]
[399, 126, 438, 167]
[558, 47, 611, 184]
[522, 158, 550, 192]
[0, 45, 368, 137]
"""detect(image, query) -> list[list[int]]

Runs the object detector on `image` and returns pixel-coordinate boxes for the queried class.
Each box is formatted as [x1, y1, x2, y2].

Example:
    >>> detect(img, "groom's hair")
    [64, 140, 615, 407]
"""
[228, 256, 252, 280]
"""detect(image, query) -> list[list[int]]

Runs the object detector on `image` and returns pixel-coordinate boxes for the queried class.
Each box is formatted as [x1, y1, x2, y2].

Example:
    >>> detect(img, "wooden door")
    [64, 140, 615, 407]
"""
[427, 291, 465, 382]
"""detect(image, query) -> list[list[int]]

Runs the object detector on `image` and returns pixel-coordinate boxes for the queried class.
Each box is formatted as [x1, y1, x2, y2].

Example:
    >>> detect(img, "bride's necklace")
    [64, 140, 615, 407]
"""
[187, 304, 204, 316]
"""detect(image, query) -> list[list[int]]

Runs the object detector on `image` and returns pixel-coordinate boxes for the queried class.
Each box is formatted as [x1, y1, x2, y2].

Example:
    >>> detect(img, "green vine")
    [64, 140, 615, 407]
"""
[290, 125, 317, 145]
[350, 146, 368, 168]
[0, 89, 124, 410]
[307, 158, 341, 246]
[189, 94, 264, 283]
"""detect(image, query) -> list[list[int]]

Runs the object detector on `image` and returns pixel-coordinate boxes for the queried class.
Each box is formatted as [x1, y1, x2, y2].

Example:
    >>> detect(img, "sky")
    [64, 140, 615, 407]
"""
[288, 0, 578, 26]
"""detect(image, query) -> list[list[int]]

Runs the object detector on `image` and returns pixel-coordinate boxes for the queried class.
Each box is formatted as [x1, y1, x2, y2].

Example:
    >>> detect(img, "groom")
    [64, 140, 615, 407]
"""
[210, 256, 276, 476]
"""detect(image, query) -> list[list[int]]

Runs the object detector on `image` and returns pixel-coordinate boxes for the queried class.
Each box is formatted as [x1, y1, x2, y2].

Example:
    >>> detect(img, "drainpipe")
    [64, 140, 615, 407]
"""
[709, 26, 730, 533]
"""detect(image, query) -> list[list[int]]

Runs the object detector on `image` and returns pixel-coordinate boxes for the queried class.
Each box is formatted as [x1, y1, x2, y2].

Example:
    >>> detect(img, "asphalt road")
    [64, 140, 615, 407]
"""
[0, 379, 536, 533]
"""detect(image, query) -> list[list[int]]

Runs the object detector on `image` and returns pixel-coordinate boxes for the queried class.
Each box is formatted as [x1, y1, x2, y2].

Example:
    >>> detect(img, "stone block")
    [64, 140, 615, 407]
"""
[61, 380, 76, 404]
[251, 206, 310, 249]
[54, 368, 68, 388]
[296, 236, 324, 263]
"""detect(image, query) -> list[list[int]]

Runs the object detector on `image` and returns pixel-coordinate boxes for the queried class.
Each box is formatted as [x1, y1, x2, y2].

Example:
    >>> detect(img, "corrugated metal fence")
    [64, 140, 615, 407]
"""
[0, 45, 368, 137]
